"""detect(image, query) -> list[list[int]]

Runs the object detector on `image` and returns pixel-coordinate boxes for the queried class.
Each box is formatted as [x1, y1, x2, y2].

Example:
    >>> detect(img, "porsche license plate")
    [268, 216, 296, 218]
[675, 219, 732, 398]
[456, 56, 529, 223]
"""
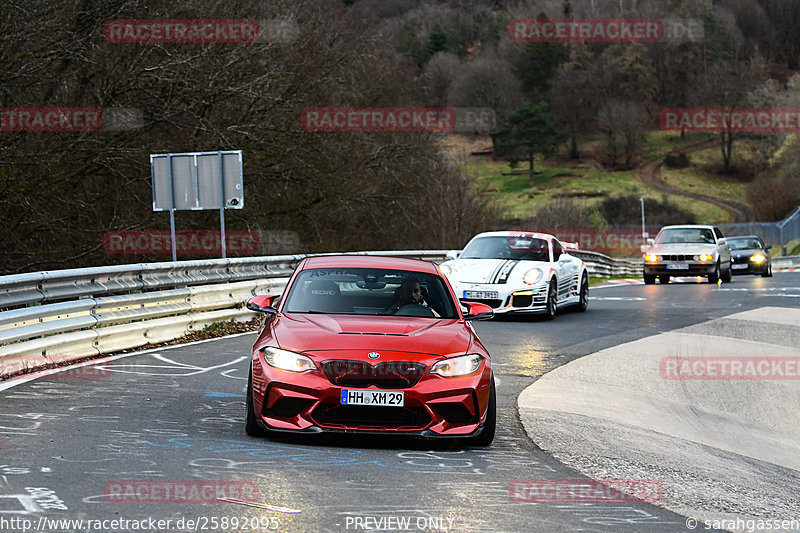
[666, 263, 689, 270]
[340, 389, 404, 407]
[463, 290, 498, 299]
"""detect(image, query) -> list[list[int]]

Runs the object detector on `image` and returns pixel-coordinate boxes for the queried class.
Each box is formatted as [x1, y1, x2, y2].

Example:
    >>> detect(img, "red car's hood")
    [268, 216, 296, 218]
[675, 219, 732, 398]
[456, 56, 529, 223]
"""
[269, 313, 473, 357]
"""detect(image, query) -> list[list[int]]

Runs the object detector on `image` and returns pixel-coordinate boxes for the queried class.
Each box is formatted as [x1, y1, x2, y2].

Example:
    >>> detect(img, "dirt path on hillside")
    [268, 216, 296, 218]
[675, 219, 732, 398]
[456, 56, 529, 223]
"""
[636, 138, 755, 223]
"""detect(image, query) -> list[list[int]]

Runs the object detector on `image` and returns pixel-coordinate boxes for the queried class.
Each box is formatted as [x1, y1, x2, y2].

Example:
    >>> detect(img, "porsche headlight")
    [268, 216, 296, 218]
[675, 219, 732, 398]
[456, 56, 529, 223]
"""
[645, 253, 659, 263]
[262, 347, 317, 373]
[440, 264, 453, 277]
[429, 354, 483, 377]
[523, 268, 544, 285]
[752, 254, 766, 263]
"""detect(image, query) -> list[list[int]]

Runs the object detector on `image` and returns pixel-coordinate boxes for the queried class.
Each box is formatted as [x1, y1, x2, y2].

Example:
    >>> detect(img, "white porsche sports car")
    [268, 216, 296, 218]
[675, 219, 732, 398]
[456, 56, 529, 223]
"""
[440, 231, 589, 319]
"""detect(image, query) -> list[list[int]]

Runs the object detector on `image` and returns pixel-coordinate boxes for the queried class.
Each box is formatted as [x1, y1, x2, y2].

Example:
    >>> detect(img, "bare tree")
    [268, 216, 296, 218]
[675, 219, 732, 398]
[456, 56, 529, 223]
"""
[549, 43, 595, 159]
[597, 100, 651, 169]
[422, 52, 462, 106]
[0, 0, 495, 273]
[698, 56, 766, 173]
[447, 52, 523, 123]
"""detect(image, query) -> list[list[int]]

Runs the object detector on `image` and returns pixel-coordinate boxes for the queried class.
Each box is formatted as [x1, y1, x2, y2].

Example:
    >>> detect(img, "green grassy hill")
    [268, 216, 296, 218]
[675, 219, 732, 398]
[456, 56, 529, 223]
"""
[455, 131, 758, 227]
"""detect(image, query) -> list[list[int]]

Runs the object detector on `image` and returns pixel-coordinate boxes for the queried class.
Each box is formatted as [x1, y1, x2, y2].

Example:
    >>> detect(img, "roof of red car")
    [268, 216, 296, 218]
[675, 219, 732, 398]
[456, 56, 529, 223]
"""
[300, 254, 440, 273]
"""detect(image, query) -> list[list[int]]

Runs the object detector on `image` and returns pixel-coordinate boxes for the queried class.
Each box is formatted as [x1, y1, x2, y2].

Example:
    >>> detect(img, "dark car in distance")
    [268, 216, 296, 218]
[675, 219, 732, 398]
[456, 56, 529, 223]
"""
[728, 235, 773, 277]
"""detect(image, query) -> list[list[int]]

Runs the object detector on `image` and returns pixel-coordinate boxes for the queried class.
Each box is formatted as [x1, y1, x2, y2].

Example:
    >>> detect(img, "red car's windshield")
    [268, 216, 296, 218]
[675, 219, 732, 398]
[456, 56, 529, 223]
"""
[283, 268, 459, 319]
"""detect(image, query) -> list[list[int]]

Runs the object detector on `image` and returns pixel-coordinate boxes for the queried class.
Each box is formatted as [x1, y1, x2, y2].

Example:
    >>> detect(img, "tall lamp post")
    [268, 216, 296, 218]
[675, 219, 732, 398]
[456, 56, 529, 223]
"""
[640, 197, 647, 243]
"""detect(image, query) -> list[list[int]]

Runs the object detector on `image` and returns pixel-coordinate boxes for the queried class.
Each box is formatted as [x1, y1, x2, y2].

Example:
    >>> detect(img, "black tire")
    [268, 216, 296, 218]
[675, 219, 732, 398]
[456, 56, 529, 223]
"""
[574, 273, 588, 312]
[762, 264, 773, 278]
[643, 274, 656, 285]
[721, 263, 732, 283]
[544, 279, 557, 320]
[465, 375, 495, 446]
[658, 274, 670, 284]
[708, 262, 720, 284]
[245, 369, 269, 437]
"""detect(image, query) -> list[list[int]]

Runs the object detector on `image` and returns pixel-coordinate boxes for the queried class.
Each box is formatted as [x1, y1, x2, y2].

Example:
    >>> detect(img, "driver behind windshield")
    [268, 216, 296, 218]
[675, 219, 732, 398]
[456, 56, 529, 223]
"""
[386, 279, 438, 316]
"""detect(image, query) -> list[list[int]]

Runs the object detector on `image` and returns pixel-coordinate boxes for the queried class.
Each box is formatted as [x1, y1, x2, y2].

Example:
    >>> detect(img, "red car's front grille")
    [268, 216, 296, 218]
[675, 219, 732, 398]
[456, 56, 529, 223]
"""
[312, 403, 432, 429]
[320, 360, 426, 389]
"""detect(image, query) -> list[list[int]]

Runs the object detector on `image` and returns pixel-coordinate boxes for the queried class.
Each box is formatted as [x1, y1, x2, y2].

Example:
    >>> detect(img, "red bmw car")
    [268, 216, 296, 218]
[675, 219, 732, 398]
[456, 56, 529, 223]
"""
[244, 255, 496, 445]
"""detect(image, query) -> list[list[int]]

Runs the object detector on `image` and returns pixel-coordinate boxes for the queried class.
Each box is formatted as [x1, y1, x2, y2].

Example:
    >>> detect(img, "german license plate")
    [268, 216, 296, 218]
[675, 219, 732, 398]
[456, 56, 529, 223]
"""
[732, 264, 749, 269]
[340, 389, 404, 407]
[463, 290, 498, 299]
[666, 263, 689, 270]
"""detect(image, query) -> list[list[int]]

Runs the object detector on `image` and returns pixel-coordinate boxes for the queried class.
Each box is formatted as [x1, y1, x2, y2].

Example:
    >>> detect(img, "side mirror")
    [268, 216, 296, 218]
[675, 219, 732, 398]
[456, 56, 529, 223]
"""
[462, 301, 494, 321]
[246, 295, 279, 315]
[718, 238, 727, 245]
[445, 250, 461, 261]
[765, 244, 773, 250]
[646, 238, 655, 246]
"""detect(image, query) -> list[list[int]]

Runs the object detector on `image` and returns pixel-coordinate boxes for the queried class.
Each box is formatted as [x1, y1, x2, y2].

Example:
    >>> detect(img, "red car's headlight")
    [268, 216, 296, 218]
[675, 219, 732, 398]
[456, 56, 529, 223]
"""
[262, 347, 317, 373]
[429, 354, 483, 377]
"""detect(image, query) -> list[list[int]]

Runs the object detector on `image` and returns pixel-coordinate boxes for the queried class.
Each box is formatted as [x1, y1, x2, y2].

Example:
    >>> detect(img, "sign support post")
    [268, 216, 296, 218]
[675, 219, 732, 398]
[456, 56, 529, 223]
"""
[218, 151, 227, 259]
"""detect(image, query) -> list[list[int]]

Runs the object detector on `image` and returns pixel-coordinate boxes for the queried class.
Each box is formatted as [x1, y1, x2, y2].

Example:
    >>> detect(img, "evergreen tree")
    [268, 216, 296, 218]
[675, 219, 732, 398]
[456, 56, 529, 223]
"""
[491, 102, 564, 186]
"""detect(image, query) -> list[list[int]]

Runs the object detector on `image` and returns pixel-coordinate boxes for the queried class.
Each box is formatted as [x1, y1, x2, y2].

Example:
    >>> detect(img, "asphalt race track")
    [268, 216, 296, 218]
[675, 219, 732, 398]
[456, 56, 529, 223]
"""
[1, 273, 799, 533]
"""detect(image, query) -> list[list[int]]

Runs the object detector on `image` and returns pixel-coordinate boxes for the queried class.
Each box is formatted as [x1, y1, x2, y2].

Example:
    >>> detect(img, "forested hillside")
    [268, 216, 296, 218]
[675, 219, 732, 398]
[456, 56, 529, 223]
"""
[1, 0, 799, 272]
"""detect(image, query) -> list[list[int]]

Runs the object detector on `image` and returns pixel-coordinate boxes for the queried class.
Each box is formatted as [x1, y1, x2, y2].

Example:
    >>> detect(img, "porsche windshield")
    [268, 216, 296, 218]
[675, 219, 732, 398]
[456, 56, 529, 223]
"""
[655, 228, 715, 245]
[460, 236, 549, 261]
[282, 268, 458, 318]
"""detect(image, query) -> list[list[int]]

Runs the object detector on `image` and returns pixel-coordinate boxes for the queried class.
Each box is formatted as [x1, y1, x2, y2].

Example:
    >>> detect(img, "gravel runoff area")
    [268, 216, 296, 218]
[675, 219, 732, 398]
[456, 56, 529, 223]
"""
[519, 307, 800, 533]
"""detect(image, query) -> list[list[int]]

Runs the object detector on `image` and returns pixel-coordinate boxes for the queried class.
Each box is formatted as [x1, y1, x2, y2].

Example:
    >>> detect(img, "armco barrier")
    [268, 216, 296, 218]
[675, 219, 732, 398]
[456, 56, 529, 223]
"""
[3, 247, 797, 379]
[0, 251, 443, 379]
[569, 250, 641, 277]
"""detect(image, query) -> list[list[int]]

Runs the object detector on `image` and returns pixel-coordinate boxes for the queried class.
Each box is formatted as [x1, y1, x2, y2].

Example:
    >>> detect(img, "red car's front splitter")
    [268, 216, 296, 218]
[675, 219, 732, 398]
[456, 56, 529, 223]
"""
[251, 359, 492, 438]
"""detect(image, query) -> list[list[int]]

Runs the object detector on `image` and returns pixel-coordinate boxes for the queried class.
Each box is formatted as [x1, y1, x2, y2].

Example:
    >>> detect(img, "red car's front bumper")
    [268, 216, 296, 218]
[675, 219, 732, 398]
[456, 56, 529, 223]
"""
[250, 351, 493, 438]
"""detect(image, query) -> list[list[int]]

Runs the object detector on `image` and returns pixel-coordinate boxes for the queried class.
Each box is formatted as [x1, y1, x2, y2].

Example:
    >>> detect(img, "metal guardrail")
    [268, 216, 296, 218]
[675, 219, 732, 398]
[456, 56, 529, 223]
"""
[0, 251, 448, 378]
[20, 246, 795, 379]
[721, 205, 800, 255]
[569, 250, 642, 277]
[773, 256, 800, 269]
[2, 247, 796, 379]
